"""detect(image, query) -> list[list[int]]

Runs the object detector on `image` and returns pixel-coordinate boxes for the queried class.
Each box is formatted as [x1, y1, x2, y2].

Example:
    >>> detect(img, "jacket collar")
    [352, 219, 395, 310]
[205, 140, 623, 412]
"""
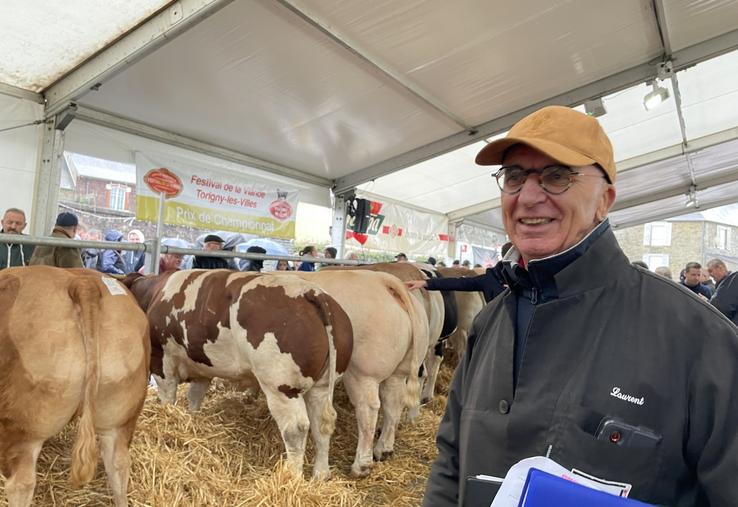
[501, 219, 621, 300]
[52, 226, 74, 239]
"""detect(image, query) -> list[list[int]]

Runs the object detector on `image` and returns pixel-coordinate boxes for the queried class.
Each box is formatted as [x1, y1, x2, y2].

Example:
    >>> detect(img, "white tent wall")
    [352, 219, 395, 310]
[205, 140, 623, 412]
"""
[64, 119, 332, 209]
[0, 93, 44, 227]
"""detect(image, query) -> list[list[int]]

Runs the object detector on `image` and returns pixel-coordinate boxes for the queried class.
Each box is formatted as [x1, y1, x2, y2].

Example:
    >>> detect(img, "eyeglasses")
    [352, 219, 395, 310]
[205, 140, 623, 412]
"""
[493, 165, 605, 195]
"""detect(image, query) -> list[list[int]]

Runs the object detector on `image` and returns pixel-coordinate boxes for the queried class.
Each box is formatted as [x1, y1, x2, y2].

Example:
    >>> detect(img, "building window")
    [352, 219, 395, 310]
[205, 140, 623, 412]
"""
[106, 183, 129, 211]
[716, 225, 730, 250]
[643, 254, 669, 271]
[643, 222, 672, 247]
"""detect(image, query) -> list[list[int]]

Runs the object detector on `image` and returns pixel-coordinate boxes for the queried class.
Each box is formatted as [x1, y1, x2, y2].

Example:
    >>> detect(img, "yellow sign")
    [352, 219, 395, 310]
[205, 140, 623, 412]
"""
[137, 196, 296, 239]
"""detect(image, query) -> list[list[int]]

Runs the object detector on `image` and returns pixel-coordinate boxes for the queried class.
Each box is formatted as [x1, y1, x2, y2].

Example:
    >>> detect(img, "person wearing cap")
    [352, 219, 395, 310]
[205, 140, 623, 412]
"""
[0, 207, 34, 269]
[395, 252, 408, 262]
[423, 106, 738, 506]
[193, 234, 230, 270]
[29, 212, 84, 268]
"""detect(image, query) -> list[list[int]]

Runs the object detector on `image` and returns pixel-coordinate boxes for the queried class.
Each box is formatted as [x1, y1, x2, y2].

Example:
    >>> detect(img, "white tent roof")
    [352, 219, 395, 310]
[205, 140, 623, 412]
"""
[3, 0, 738, 232]
[0, 0, 170, 92]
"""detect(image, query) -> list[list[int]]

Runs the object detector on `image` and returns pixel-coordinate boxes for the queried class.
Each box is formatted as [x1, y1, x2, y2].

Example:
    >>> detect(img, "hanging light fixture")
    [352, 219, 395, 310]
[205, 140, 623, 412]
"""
[643, 81, 670, 111]
[685, 184, 699, 209]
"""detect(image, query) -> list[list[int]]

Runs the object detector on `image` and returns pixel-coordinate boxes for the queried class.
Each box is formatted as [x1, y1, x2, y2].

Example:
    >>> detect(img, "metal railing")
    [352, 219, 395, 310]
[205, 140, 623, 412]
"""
[0, 233, 361, 273]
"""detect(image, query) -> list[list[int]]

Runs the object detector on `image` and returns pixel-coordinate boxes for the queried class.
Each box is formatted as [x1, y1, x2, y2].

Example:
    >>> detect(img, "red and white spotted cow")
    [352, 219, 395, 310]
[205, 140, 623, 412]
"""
[123, 270, 352, 479]
[291, 270, 429, 477]
[0, 266, 150, 507]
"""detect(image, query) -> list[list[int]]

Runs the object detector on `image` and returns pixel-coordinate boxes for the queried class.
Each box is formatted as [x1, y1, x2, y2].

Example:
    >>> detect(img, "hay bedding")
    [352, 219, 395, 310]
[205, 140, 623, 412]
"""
[1, 360, 458, 507]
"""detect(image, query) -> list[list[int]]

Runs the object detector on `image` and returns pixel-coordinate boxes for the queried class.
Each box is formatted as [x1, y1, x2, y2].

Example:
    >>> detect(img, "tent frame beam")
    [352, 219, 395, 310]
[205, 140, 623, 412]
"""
[0, 82, 44, 104]
[73, 105, 333, 188]
[333, 26, 738, 196]
[611, 193, 738, 230]
[43, 0, 236, 117]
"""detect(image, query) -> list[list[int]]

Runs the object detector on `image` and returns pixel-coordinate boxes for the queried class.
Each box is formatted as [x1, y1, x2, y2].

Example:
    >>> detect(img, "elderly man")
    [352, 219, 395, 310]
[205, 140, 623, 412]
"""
[707, 258, 731, 290]
[193, 234, 229, 270]
[423, 106, 738, 507]
[708, 258, 738, 326]
[0, 208, 34, 269]
[29, 212, 84, 268]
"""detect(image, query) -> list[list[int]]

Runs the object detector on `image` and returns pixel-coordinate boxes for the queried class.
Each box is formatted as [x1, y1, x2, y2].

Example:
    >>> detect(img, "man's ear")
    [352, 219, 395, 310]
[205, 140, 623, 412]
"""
[595, 184, 617, 222]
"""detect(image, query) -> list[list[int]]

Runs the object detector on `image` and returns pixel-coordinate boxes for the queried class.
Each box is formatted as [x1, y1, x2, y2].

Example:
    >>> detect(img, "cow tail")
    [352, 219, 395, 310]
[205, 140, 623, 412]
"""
[68, 276, 103, 487]
[386, 277, 428, 421]
[314, 292, 338, 436]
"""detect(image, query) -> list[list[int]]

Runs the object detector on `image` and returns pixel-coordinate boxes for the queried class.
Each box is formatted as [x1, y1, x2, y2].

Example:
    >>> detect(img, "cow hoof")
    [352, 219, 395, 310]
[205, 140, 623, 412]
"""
[380, 451, 394, 461]
[351, 464, 373, 478]
[312, 469, 331, 481]
[420, 396, 431, 405]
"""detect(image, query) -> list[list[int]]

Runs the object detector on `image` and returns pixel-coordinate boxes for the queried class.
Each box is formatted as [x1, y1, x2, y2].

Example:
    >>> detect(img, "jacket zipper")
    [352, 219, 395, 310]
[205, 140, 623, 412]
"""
[530, 287, 539, 305]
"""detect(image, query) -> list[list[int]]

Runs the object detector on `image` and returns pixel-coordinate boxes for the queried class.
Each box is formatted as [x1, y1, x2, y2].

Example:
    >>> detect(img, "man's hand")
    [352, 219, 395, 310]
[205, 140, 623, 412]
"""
[405, 279, 428, 290]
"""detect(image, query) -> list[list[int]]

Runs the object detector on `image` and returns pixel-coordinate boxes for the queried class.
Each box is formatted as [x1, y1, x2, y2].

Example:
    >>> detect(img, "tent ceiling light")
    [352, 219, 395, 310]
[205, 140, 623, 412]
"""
[584, 98, 607, 117]
[643, 81, 670, 111]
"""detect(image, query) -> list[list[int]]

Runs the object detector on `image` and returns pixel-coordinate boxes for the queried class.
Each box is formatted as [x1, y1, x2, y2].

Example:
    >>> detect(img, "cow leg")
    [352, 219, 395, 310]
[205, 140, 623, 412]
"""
[420, 342, 444, 405]
[187, 378, 212, 412]
[304, 381, 335, 480]
[262, 386, 310, 477]
[342, 373, 381, 477]
[152, 373, 178, 405]
[374, 374, 406, 461]
[99, 422, 135, 507]
[4, 440, 43, 507]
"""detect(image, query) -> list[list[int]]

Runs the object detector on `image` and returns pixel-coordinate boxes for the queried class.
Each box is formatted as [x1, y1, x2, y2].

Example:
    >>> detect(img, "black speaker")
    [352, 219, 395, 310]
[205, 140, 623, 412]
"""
[349, 198, 371, 234]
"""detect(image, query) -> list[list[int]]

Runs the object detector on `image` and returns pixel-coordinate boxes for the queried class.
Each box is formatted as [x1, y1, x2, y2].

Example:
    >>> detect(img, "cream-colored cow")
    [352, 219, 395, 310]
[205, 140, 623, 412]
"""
[292, 270, 429, 477]
[0, 266, 150, 507]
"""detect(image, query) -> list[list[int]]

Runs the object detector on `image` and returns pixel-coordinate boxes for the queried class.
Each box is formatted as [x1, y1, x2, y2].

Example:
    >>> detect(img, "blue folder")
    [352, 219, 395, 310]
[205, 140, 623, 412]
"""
[518, 469, 655, 507]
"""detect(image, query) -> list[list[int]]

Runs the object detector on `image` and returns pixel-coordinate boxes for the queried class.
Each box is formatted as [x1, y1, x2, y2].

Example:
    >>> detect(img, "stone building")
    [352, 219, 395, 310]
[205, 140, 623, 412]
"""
[614, 205, 738, 279]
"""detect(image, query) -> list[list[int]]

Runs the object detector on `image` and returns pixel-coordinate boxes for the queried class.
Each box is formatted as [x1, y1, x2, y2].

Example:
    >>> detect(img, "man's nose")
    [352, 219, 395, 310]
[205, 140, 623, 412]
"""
[517, 173, 547, 204]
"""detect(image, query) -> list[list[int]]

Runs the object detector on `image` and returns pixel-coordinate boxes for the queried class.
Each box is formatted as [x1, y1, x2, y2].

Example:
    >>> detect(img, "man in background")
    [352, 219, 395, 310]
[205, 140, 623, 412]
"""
[707, 258, 731, 290]
[709, 258, 738, 326]
[124, 229, 146, 273]
[193, 234, 230, 270]
[0, 207, 34, 269]
[681, 261, 713, 299]
[29, 212, 83, 268]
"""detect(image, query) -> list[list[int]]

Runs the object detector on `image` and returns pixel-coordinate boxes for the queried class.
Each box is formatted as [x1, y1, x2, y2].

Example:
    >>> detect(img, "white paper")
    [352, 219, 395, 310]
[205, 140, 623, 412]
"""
[570, 468, 632, 497]
[490, 457, 570, 507]
[101, 276, 127, 296]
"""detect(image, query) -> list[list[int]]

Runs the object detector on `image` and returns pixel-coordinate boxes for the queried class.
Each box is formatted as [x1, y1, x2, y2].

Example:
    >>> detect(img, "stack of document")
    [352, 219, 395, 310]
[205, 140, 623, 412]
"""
[518, 469, 654, 506]
[480, 456, 654, 507]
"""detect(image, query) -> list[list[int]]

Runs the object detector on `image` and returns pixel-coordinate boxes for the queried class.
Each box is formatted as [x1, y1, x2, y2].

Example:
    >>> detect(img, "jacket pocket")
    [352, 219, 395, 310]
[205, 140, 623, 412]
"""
[551, 413, 662, 500]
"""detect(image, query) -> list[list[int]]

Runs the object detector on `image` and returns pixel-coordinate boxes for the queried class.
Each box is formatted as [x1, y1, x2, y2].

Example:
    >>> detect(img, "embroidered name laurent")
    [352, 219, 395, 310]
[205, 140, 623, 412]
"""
[610, 387, 645, 406]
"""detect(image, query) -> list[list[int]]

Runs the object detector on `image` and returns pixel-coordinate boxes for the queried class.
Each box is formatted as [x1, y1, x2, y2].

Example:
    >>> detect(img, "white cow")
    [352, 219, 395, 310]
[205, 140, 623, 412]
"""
[291, 270, 429, 477]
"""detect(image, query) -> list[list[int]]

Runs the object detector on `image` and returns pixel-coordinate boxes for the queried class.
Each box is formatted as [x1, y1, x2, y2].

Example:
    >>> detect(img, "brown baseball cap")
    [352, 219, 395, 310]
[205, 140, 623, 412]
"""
[475, 105, 616, 183]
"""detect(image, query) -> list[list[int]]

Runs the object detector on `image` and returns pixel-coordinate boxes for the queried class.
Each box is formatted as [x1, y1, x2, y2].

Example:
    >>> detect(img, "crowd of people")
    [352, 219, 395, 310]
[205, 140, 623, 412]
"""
[0, 209, 355, 275]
